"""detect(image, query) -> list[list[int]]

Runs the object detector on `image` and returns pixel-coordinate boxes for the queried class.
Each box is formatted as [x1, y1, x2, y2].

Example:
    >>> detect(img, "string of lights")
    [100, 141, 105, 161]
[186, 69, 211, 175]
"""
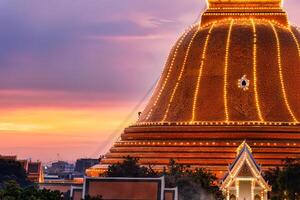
[162, 23, 202, 122]
[191, 22, 215, 122]
[224, 20, 234, 122]
[207, 7, 282, 10]
[201, 18, 289, 30]
[115, 141, 297, 147]
[203, 12, 286, 16]
[270, 21, 298, 123]
[135, 120, 300, 126]
[290, 27, 300, 57]
[251, 19, 264, 122]
[145, 25, 196, 120]
[222, 146, 270, 196]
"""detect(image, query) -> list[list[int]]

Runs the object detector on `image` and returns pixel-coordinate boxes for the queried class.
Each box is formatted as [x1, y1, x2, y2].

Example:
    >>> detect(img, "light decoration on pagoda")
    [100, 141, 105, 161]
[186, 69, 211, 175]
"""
[146, 24, 197, 120]
[136, 120, 300, 126]
[191, 22, 215, 122]
[95, 0, 300, 181]
[226, 189, 230, 200]
[202, 12, 286, 16]
[224, 20, 234, 122]
[140, 17, 300, 125]
[289, 28, 300, 57]
[251, 180, 255, 200]
[200, 18, 289, 30]
[270, 21, 298, 123]
[140, 0, 295, 123]
[162, 23, 202, 121]
[251, 19, 265, 122]
[238, 75, 250, 91]
[236, 180, 240, 198]
[208, 7, 281, 10]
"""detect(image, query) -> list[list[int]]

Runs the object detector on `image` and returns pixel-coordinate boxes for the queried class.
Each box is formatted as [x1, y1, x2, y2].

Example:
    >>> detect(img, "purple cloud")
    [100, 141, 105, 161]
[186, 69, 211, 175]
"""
[0, 0, 299, 107]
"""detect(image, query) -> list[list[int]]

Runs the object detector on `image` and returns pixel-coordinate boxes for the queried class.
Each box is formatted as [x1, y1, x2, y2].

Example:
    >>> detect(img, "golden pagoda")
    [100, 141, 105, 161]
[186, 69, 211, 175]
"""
[87, 0, 300, 177]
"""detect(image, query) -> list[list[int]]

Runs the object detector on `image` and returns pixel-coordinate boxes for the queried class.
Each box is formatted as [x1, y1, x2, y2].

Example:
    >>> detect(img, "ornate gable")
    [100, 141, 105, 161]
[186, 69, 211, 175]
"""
[221, 141, 271, 193]
[237, 163, 253, 177]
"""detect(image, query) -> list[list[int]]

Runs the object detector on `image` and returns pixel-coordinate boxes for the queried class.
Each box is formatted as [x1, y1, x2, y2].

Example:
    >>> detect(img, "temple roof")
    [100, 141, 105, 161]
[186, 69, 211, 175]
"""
[230, 141, 260, 171]
[221, 142, 271, 191]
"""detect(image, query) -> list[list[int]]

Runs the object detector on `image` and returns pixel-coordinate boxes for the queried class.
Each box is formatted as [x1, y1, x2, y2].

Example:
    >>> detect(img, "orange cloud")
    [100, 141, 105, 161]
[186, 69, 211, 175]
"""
[0, 103, 139, 161]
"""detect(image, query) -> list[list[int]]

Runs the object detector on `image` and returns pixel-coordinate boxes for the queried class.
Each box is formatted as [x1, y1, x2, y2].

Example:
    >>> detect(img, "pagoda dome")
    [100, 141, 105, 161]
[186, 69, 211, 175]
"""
[87, 0, 300, 177]
[138, 19, 300, 125]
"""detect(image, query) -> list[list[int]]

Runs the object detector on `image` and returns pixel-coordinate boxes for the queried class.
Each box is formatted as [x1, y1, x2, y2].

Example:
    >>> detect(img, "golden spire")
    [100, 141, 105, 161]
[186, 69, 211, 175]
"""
[201, 0, 288, 26]
[207, 0, 282, 8]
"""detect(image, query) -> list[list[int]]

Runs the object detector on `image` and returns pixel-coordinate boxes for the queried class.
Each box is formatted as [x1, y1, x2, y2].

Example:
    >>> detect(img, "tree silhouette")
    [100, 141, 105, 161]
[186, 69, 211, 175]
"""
[264, 158, 300, 200]
[0, 159, 31, 188]
[105, 156, 158, 177]
[84, 194, 103, 200]
[0, 181, 63, 200]
[105, 157, 224, 200]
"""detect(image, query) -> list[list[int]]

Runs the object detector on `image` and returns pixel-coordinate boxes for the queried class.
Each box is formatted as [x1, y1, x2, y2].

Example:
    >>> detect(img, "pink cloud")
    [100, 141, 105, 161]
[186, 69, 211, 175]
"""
[0, 0, 299, 162]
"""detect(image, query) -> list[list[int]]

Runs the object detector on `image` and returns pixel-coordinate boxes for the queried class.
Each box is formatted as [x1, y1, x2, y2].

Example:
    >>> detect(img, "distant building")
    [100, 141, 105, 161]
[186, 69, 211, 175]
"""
[27, 161, 44, 183]
[46, 161, 75, 179]
[39, 180, 83, 194]
[48, 161, 74, 174]
[74, 158, 99, 175]
[0, 155, 43, 183]
[0, 155, 17, 160]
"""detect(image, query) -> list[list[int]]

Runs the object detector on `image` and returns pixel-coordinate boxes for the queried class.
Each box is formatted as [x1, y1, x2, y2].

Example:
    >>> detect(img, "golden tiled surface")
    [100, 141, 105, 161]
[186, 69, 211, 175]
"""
[139, 20, 300, 124]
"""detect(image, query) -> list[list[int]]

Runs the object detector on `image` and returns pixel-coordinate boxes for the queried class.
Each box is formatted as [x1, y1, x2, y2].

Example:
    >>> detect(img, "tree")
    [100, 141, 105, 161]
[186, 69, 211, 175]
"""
[264, 158, 300, 200]
[163, 159, 224, 200]
[105, 157, 224, 200]
[0, 159, 31, 188]
[0, 181, 63, 200]
[84, 195, 103, 200]
[0, 180, 22, 199]
[105, 156, 158, 177]
[0, 159, 66, 199]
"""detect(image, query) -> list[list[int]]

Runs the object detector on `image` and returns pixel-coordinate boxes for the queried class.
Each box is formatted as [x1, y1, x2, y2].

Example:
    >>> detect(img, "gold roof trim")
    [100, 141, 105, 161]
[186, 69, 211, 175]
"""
[202, 0, 287, 26]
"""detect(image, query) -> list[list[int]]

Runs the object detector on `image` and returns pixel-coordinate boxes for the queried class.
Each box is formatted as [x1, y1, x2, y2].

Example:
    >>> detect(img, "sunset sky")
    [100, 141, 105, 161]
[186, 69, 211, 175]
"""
[0, 0, 300, 163]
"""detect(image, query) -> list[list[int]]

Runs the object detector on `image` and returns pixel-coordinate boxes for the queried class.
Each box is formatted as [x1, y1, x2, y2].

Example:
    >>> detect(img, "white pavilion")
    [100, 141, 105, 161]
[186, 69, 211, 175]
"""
[221, 142, 271, 200]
